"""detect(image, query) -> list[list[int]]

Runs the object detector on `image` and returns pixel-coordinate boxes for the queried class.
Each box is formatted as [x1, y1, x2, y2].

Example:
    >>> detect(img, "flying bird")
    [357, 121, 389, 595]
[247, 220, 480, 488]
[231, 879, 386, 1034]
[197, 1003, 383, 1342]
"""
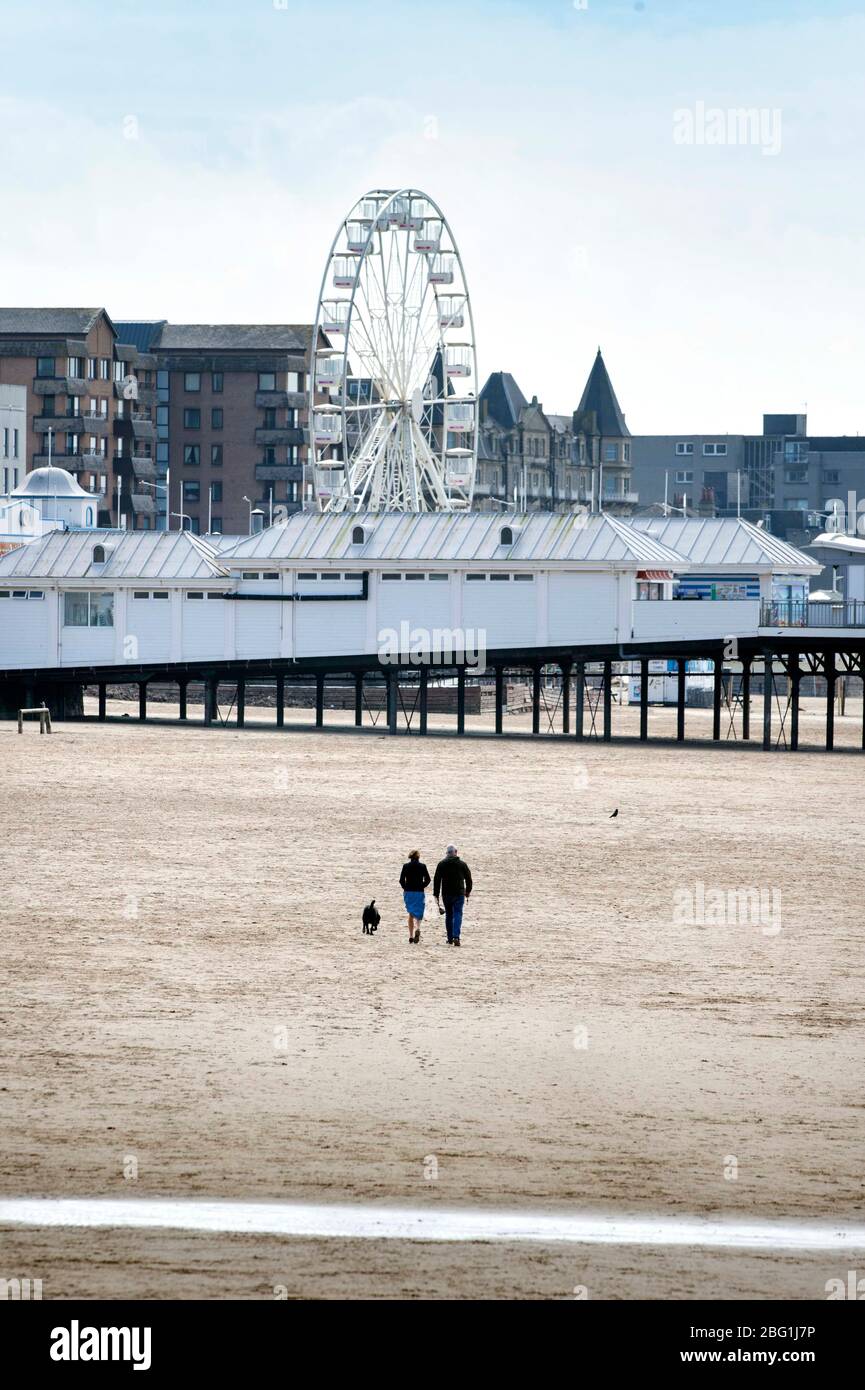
[609, 809, 619, 818]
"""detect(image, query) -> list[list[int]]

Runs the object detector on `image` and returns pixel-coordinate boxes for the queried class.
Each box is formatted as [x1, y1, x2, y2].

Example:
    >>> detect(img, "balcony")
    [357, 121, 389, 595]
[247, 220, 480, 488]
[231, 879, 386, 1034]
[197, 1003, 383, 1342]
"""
[130, 414, 156, 441]
[255, 463, 304, 483]
[255, 390, 306, 410]
[80, 412, 111, 436]
[32, 376, 86, 397]
[34, 416, 84, 435]
[255, 426, 304, 447]
[79, 452, 109, 474]
[33, 451, 85, 468]
[761, 600, 865, 630]
[131, 456, 157, 480]
[130, 492, 156, 516]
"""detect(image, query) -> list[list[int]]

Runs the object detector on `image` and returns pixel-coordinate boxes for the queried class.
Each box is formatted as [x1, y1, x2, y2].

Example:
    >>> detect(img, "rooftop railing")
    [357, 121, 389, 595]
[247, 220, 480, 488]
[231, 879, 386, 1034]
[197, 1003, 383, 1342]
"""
[761, 600, 865, 629]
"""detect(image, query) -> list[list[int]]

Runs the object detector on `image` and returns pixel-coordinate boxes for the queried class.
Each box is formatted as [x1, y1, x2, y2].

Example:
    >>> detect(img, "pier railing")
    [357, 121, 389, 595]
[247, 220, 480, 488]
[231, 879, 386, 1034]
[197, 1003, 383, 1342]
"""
[761, 600, 865, 629]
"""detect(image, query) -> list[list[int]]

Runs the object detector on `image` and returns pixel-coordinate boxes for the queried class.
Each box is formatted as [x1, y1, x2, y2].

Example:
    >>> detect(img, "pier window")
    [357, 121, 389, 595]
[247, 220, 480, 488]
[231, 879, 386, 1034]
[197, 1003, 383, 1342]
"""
[185, 591, 204, 600]
[513, 574, 534, 582]
[63, 591, 114, 627]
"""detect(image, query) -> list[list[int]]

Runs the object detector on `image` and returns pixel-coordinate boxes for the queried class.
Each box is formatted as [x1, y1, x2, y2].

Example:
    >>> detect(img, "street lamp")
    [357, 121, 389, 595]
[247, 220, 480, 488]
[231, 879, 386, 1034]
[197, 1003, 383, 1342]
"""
[137, 478, 169, 532]
[242, 494, 254, 534]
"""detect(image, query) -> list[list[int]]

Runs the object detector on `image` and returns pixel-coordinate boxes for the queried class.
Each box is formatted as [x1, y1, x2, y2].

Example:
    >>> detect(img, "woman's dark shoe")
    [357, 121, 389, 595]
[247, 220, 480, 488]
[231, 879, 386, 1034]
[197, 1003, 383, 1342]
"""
[453, 938, 461, 947]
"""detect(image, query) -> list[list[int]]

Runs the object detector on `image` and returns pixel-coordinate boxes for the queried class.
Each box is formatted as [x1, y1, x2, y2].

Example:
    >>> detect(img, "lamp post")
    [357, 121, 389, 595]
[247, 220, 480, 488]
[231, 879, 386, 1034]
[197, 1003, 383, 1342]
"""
[137, 478, 168, 532]
[242, 494, 253, 534]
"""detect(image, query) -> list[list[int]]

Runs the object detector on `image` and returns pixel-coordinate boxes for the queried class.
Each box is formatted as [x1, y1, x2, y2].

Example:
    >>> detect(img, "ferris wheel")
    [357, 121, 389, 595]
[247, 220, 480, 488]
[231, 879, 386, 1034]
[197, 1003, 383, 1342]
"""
[309, 189, 478, 512]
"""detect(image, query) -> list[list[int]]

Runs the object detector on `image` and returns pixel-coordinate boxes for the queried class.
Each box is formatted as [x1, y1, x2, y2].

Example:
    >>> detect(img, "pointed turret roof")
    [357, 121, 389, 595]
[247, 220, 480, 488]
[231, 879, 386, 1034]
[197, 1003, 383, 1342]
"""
[577, 348, 630, 438]
[480, 372, 528, 430]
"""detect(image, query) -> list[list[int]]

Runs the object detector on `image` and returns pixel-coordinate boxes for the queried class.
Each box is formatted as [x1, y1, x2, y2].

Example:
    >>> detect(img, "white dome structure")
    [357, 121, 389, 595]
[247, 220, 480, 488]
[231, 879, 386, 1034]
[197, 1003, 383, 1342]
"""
[12, 466, 92, 499]
[2, 465, 100, 536]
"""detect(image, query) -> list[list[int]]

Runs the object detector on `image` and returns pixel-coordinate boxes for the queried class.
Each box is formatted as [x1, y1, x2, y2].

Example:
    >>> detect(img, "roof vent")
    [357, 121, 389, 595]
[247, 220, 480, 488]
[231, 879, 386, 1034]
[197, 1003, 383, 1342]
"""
[500, 524, 520, 547]
[351, 523, 374, 545]
[92, 543, 107, 565]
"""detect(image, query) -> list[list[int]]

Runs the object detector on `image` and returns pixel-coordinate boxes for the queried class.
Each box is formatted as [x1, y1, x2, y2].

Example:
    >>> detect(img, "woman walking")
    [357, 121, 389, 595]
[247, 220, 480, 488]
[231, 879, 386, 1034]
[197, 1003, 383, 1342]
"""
[400, 849, 431, 944]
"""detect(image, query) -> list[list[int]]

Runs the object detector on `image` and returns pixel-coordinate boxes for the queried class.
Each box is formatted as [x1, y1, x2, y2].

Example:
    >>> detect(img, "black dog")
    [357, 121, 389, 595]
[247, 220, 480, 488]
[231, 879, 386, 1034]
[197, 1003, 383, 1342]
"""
[362, 900, 380, 935]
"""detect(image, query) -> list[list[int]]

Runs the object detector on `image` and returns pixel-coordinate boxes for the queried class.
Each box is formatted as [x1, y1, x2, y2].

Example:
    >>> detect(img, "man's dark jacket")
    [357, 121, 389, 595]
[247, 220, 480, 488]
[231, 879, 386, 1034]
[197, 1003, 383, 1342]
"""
[434, 856, 473, 900]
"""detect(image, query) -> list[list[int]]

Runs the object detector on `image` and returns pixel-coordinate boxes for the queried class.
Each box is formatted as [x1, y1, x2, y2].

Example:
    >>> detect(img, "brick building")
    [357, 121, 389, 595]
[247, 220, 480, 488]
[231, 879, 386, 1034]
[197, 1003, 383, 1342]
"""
[114, 322, 315, 535]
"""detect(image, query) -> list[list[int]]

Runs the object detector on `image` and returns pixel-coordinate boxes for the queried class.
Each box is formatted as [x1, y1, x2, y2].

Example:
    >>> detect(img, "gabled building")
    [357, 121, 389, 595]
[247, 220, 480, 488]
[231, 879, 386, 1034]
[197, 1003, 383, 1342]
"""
[477, 350, 635, 515]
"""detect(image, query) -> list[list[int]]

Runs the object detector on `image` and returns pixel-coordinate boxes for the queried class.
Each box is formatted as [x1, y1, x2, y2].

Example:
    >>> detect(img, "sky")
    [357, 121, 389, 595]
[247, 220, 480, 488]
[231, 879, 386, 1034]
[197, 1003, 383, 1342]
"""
[1, 0, 863, 435]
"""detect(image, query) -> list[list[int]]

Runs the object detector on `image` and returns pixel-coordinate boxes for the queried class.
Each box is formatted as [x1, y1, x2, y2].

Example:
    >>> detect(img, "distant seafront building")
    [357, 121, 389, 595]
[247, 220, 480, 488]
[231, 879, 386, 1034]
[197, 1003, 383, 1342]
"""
[1, 384, 26, 495]
[476, 349, 635, 514]
[113, 321, 316, 536]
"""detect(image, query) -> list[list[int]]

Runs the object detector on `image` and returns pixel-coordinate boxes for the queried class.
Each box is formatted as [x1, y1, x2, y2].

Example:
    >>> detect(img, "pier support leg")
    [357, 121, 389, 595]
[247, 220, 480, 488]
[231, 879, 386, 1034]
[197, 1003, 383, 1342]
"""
[762, 651, 773, 750]
[178, 680, 187, 722]
[603, 659, 612, 742]
[457, 667, 466, 735]
[315, 672, 325, 728]
[561, 661, 571, 735]
[825, 654, 836, 751]
[790, 663, 801, 751]
[532, 666, 541, 735]
[98, 683, 106, 721]
[354, 672, 363, 728]
[236, 678, 245, 728]
[677, 660, 686, 742]
[387, 670, 398, 734]
[575, 662, 585, 741]
[204, 678, 217, 725]
[640, 659, 649, 741]
[712, 655, 723, 742]
[276, 675, 284, 728]
[138, 682, 147, 723]
[419, 668, 428, 735]
[741, 656, 752, 741]
[494, 666, 504, 736]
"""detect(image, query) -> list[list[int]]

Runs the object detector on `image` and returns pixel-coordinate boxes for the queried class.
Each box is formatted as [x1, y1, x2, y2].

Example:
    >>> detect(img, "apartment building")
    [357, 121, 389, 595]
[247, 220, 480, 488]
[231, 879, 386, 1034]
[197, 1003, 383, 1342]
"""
[476, 349, 635, 514]
[0, 309, 158, 528]
[114, 322, 314, 535]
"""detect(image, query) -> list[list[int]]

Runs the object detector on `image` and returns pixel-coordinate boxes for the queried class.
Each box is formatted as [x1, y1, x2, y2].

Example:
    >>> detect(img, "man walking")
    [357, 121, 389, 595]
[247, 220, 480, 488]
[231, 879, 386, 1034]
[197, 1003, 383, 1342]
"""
[433, 844, 473, 947]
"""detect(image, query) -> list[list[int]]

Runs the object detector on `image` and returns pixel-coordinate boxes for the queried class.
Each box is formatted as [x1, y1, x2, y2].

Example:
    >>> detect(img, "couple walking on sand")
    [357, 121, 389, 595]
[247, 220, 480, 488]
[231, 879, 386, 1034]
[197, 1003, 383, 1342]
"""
[399, 845, 473, 947]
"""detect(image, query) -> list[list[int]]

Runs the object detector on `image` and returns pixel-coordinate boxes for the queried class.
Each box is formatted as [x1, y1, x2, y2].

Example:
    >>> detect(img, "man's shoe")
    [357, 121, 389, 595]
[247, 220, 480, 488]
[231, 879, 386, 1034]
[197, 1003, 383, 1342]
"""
[453, 938, 461, 947]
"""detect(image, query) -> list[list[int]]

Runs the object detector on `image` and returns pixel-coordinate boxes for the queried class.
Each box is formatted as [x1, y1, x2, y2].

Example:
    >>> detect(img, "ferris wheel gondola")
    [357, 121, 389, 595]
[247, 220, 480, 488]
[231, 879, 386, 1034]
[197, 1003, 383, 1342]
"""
[309, 188, 478, 512]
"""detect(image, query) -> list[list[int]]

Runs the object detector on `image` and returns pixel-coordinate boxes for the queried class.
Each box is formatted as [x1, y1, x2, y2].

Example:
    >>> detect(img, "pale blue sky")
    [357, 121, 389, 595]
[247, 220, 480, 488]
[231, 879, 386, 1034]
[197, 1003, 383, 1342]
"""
[1, 0, 863, 433]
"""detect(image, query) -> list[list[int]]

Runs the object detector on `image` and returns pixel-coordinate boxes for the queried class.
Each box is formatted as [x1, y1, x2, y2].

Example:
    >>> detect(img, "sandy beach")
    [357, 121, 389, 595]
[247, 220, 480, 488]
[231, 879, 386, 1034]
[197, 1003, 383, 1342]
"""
[2, 702, 864, 1299]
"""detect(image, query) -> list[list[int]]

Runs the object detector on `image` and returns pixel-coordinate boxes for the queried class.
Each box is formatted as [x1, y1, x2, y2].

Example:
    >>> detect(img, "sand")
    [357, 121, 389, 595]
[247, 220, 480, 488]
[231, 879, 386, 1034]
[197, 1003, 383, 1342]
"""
[1, 700, 864, 1299]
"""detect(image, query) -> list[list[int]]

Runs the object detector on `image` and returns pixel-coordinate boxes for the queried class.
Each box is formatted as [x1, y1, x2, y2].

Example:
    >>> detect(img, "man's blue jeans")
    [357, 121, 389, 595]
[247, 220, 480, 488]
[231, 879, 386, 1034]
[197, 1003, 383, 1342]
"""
[444, 894, 465, 942]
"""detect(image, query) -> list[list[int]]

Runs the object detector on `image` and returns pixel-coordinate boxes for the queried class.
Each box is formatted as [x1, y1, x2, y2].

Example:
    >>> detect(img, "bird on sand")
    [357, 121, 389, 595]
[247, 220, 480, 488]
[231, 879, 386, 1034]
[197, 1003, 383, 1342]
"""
[609, 808, 619, 818]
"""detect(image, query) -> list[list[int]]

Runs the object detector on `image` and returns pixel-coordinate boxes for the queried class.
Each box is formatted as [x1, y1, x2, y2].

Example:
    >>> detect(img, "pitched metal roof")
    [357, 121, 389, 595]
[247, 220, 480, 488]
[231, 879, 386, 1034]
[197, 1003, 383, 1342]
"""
[225, 510, 688, 569]
[0, 308, 110, 337]
[154, 324, 313, 352]
[577, 348, 630, 438]
[0, 529, 229, 581]
[112, 320, 166, 352]
[630, 516, 819, 572]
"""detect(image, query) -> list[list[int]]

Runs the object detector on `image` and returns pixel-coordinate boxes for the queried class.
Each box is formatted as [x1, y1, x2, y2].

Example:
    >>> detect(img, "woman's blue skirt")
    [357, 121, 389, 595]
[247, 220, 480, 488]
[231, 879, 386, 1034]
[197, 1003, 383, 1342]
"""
[403, 890, 426, 919]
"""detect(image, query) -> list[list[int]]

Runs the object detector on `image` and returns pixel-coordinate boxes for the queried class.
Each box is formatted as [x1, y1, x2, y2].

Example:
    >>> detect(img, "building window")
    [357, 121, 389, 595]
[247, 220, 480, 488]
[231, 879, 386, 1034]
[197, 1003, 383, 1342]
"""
[67, 355, 83, 377]
[37, 356, 55, 378]
[156, 405, 169, 428]
[675, 470, 694, 483]
[184, 372, 201, 392]
[263, 447, 276, 465]
[210, 481, 222, 502]
[211, 408, 223, 429]
[675, 442, 694, 456]
[210, 517, 223, 533]
[99, 359, 110, 380]
[258, 372, 276, 391]
[212, 372, 223, 393]
[703, 442, 727, 456]
[183, 482, 200, 503]
[263, 407, 276, 428]
[157, 369, 169, 390]
[183, 408, 200, 429]
[63, 591, 114, 627]
[211, 444, 223, 467]
[86, 357, 97, 379]
[183, 445, 200, 466]
[603, 443, 618, 462]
